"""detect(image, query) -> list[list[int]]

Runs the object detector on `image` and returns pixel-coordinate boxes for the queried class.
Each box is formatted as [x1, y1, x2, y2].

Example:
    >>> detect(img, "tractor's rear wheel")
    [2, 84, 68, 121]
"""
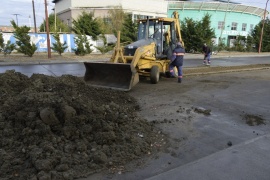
[150, 65, 160, 84]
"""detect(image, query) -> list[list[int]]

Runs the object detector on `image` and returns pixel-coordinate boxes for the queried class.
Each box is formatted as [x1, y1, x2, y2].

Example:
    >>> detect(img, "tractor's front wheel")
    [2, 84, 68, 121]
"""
[150, 65, 160, 84]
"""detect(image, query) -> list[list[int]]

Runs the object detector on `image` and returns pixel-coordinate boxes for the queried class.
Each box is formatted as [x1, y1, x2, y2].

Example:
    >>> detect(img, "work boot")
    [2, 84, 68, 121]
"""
[178, 78, 182, 83]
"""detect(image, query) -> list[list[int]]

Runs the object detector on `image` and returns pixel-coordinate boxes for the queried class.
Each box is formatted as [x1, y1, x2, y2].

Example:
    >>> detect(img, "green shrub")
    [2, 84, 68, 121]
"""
[11, 20, 37, 57]
[51, 33, 68, 55]
[72, 34, 93, 56]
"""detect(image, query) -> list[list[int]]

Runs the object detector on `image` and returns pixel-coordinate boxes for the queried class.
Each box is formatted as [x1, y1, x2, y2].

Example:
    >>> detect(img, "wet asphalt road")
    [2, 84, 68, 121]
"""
[1, 55, 270, 180]
[0, 56, 269, 77]
[0, 63, 85, 77]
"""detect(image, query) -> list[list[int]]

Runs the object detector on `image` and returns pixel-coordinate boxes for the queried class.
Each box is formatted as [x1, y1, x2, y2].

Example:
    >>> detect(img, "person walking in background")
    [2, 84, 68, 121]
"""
[202, 43, 212, 65]
[169, 42, 185, 83]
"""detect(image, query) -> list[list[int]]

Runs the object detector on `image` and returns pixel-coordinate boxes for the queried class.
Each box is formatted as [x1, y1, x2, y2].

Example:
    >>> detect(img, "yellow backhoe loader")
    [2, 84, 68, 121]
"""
[84, 11, 184, 91]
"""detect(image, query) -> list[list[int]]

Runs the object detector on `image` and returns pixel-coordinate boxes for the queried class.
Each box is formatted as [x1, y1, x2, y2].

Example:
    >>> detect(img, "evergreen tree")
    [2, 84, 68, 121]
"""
[181, 18, 198, 52]
[120, 14, 137, 44]
[252, 18, 270, 52]
[51, 33, 68, 55]
[72, 34, 93, 56]
[11, 20, 37, 57]
[95, 34, 114, 54]
[72, 12, 102, 41]
[0, 32, 4, 52]
[181, 13, 215, 52]
[0, 33, 15, 56]
[0, 32, 4, 49]
[197, 13, 216, 46]
[39, 14, 70, 32]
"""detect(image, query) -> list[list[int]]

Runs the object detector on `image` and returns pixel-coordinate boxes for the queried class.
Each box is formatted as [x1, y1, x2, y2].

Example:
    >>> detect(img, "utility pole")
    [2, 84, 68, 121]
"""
[12, 14, 20, 26]
[32, 0, 37, 33]
[258, 0, 269, 53]
[219, 0, 230, 45]
[45, 0, 51, 58]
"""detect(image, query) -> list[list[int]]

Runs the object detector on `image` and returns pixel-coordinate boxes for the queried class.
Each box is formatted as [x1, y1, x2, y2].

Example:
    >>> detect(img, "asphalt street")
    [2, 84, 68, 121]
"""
[0, 55, 269, 77]
[1, 55, 270, 180]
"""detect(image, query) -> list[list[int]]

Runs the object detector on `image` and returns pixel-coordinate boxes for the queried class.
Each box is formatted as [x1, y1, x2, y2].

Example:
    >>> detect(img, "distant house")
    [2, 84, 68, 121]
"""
[0, 25, 39, 33]
[0, 26, 15, 33]
[52, 0, 168, 27]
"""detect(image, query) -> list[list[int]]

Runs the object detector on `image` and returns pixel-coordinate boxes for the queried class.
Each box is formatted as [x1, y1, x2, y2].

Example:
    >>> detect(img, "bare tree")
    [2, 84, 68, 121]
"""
[108, 6, 126, 36]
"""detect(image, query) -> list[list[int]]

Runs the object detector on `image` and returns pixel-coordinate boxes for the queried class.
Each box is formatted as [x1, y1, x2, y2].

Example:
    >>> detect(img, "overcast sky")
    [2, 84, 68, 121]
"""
[0, 0, 54, 27]
[0, 0, 269, 27]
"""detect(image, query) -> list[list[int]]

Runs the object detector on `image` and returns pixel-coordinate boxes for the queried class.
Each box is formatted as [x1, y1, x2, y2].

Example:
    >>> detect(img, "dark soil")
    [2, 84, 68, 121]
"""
[243, 114, 265, 126]
[0, 70, 165, 180]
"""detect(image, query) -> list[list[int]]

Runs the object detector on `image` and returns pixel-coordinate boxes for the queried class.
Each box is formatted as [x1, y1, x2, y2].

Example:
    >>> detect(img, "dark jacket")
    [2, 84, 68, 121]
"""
[171, 45, 185, 66]
[202, 45, 211, 55]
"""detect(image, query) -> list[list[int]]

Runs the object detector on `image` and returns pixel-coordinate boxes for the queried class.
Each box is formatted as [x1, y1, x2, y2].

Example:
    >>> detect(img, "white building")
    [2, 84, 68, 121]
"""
[52, 0, 168, 27]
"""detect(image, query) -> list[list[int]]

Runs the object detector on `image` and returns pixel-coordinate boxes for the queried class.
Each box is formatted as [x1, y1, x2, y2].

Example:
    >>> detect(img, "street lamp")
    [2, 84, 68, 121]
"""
[12, 14, 21, 26]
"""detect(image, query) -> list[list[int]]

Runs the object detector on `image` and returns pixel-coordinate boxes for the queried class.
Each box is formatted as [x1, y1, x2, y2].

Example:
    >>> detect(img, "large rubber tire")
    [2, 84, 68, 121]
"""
[150, 65, 160, 84]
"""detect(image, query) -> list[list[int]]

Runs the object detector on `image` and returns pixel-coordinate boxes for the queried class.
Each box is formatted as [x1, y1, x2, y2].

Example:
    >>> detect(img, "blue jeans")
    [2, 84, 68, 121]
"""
[169, 64, 183, 79]
[204, 53, 211, 63]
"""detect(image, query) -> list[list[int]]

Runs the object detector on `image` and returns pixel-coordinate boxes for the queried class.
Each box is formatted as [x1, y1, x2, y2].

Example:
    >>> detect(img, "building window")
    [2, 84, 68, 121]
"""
[250, 24, 254, 31]
[218, 21, 224, 29]
[103, 17, 111, 24]
[133, 14, 139, 21]
[242, 23, 247, 31]
[133, 14, 153, 21]
[231, 22, 238, 31]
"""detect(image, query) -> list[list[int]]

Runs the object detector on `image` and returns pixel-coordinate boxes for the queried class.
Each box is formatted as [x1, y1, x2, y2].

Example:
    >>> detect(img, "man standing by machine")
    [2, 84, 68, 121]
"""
[169, 42, 185, 83]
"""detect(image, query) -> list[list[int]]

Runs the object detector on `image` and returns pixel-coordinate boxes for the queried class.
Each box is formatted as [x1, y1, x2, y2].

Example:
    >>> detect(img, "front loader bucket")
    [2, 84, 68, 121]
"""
[84, 62, 139, 91]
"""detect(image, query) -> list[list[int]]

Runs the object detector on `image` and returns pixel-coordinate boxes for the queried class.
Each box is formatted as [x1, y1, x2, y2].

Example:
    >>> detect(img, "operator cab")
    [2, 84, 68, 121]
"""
[137, 19, 179, 59]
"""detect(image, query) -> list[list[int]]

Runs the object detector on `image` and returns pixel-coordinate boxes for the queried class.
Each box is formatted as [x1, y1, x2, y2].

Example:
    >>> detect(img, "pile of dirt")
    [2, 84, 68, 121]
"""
[0, 70, 164, 180]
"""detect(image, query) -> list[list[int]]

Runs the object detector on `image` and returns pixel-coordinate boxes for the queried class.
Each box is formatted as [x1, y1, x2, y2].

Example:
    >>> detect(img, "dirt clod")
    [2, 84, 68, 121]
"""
[0, 70, 164, 179]
[193, 107, 211, 115]
[243, 114, 265, 126]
